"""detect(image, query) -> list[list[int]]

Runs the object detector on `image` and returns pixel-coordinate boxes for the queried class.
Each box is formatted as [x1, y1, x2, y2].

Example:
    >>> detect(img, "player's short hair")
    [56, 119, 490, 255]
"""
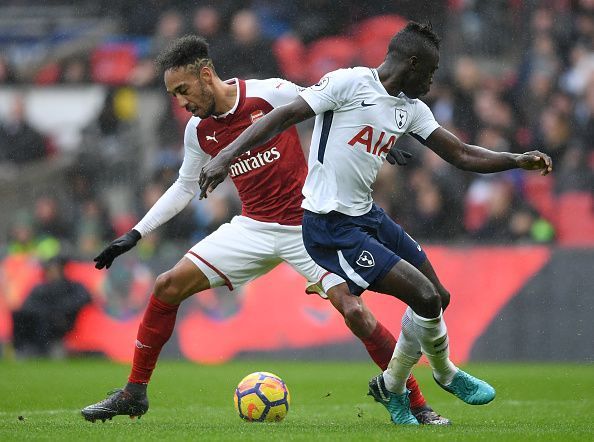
[386, 21, 440, 61]
[156, 34, 216, 75]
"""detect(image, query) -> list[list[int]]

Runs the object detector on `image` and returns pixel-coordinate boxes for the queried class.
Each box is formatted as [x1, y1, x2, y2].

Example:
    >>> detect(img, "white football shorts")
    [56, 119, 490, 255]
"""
[184, 215, 344, 294]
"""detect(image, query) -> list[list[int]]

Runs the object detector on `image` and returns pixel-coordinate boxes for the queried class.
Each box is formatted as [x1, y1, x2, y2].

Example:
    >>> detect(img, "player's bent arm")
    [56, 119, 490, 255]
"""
[425, 127, 553, 175]
[199, 97, 315, 198]
[221, 97, 314, 161]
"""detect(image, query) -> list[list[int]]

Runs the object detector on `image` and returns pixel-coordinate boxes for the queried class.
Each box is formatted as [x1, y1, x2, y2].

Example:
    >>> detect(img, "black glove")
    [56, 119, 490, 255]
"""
[94, 229, 141, 269]
[386, 148, 413, 166]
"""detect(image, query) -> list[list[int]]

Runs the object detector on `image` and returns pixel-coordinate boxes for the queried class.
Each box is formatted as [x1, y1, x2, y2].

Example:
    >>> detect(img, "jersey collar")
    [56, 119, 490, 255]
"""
[213, 78, 245, 119]
[371, 68, 415, 103]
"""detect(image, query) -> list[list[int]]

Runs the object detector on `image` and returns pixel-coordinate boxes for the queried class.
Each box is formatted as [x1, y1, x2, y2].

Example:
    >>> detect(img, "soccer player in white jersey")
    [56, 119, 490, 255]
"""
[81, 35, 450, 425]
[199, 22, 553, 425]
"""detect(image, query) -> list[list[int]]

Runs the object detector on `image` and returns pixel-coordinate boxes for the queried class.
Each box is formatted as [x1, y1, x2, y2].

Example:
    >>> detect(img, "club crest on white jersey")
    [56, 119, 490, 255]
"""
[395, 108, 408, 129]
[311, 76, 329, 91]
[299, 67, 440, 216]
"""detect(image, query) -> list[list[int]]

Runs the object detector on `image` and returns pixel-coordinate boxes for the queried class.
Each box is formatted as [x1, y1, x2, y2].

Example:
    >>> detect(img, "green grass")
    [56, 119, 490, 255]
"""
[0, 359, 592, 441]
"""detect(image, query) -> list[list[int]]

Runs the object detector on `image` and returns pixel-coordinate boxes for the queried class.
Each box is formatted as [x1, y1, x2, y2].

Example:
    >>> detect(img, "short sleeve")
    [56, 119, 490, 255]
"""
[299, 69, 357, 115]
[246, 78, 303, 109]
[406, 99, 440, 141]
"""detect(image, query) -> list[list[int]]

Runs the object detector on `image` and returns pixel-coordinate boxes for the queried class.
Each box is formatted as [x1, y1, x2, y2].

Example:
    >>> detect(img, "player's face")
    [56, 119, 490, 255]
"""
[164, 66, 216, 118]
[401, 50, 439, 99]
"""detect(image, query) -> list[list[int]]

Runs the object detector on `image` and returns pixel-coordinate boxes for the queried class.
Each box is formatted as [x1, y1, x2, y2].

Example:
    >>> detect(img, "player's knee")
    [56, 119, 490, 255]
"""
[343, 303, 374, 338]
[437, 286, 451, 311]
[154, 271, 183, 304]
[415, 283, 442, 318]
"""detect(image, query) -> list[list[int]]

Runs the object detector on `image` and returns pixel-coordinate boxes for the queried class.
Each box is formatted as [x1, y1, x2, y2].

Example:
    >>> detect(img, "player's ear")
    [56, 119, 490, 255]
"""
[200, 66, 214, 84]
[408, 56, 418, 71]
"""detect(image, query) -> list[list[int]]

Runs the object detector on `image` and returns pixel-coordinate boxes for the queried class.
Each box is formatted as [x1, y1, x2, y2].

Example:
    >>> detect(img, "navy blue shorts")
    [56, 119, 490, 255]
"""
[302, 204, 427, 296]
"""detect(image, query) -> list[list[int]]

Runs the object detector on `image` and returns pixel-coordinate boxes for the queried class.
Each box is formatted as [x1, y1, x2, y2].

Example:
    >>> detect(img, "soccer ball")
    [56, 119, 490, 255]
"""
[233, 371, 290, 422]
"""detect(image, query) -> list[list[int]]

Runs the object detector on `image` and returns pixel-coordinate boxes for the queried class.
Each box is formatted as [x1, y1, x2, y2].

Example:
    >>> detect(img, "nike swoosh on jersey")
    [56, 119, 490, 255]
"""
[361, 101, 376, 107]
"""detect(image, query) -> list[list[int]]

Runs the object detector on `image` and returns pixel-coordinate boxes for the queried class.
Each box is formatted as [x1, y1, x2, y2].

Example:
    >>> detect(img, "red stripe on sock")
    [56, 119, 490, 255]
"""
[128, 295, 179, 384]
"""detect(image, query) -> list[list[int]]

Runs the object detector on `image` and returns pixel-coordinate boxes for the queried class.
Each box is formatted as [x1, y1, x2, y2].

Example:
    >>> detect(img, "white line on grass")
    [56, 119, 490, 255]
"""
[0, 409, 75, 416]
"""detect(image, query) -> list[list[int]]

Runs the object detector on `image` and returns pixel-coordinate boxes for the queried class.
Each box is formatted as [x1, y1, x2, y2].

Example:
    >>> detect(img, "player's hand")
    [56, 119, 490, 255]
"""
[198, 153, 232, 199]
[386, 147, 413, 166]
[94, 229, 141, 269]
[516, 150, 553, 176]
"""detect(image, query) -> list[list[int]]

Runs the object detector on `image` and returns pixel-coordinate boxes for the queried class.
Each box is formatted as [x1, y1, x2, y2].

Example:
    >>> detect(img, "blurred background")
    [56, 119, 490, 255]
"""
[0, 0, 592, 364]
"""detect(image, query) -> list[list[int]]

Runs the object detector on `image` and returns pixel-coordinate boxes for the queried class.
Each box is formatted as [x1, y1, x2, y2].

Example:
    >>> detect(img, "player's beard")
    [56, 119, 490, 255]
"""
[202, 91, 215, 118]
[196, 79, 216, 118]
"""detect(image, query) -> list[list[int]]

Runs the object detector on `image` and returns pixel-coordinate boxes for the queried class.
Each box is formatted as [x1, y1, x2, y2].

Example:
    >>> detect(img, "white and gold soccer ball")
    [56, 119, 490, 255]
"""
[233, 371, 290, 422]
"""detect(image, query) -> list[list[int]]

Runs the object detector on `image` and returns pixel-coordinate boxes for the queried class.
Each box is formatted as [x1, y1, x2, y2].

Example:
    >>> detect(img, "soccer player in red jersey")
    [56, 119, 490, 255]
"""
[80, 35, 448, 425]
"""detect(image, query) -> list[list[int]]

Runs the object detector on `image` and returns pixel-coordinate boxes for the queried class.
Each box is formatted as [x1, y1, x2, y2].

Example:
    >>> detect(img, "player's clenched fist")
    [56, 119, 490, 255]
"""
[94, 229, 141, 269]
[516, 150, 553, 175]
[199, 153, 232, 199]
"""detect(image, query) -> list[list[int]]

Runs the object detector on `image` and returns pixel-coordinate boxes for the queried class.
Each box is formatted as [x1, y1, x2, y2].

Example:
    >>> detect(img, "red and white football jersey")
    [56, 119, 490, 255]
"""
[134, 78, 307, 236]
[190, 78, 306, 225]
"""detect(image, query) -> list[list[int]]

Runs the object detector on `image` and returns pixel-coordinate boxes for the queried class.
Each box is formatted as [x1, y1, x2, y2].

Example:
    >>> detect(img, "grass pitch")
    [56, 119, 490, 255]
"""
[0, 359, 592, 441]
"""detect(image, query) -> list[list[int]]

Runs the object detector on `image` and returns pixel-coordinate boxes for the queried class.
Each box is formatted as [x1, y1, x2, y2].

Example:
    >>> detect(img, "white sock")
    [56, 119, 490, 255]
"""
[383, 347, 418, 394]
[411, 311, 458, 385]
[383, 308, 422, 394]
[399, 307, 422, 357]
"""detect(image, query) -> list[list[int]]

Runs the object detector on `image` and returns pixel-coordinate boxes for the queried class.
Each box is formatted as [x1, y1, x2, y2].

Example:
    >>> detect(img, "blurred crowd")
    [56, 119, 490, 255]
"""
[1, 0, 593, 270]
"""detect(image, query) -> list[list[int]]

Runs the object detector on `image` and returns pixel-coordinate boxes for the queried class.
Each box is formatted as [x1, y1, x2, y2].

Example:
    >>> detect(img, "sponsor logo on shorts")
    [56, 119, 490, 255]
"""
[356, 250, 375, 268]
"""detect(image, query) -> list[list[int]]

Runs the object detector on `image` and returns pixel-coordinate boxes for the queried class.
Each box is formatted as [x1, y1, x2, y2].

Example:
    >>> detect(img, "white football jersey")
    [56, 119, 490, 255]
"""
[299, 67, 440, 216]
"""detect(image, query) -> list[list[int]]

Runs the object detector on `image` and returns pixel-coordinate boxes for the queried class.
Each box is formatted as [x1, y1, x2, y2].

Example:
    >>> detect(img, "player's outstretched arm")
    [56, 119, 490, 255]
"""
[199, 97, 315, 199]
[425, 127, 553, 175]
[94, 229, 141, 269]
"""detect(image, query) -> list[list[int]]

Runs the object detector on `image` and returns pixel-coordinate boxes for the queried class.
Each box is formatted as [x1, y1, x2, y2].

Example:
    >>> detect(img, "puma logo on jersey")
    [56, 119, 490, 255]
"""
[348, 126, 396, 157]
[356, 251, 375, 268]
[206, 132, 218, 143]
